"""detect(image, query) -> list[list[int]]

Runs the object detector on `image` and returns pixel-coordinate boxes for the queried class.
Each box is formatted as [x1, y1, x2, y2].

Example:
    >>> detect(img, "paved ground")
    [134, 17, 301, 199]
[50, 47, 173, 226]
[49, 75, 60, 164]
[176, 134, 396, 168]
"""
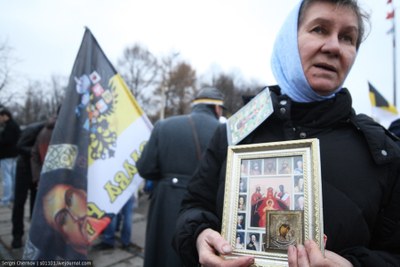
[0, 190, 150, 267]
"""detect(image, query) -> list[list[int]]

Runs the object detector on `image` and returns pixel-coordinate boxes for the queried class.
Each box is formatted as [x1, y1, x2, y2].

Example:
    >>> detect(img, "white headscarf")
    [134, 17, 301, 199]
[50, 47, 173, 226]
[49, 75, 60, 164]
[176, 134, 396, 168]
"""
[270, 1, 343, 103]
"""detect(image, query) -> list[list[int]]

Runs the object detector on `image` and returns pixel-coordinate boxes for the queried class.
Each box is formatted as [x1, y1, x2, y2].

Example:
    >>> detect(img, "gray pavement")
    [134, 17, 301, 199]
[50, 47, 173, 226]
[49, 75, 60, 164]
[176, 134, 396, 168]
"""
[0, 192, 149, 267]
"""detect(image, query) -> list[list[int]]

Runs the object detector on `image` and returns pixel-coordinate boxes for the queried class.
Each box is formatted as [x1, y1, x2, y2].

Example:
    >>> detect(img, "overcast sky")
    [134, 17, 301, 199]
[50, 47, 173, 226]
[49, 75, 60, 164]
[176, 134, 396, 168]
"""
[0, 0, 398, 120]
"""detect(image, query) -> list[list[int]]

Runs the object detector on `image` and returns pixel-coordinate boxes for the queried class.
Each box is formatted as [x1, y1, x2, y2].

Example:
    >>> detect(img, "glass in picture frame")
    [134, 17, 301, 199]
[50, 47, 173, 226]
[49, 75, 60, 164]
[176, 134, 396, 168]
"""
[221, 138, 324, 266]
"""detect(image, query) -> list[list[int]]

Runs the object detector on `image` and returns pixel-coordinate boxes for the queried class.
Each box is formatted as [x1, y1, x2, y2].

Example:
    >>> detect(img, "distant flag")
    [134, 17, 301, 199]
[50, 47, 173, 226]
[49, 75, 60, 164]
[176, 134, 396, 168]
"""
[386, 10, 395, 19]
[23, 28, 153, 260]
[387, 26, 395, 34]
[368, 81, 399, 128]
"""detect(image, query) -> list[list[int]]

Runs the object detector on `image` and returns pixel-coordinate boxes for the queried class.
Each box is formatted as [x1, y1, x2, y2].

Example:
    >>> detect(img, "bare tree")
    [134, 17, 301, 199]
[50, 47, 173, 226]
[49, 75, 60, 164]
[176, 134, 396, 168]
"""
[13, 75, 66, 125]
[0, 40, 14, 106]
[156, 52, 179, 120]
[0, 41, 10, 90]
[201, 73, 263, 116]
[165, 61, 196, 116]
[117, 44, 159, 111]
[47, 74, 66, 113]
[209, 73, 241, 116]
[155, 52, 198, 119]
[14, 80, 47, 125]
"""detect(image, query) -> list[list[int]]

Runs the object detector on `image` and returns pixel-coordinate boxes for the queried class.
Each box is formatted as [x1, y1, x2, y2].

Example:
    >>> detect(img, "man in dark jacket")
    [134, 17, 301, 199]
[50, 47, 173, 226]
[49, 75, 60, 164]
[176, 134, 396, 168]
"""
[137, 87, 224, 267]
[30, 115, 56, 185]
[388, 118, 400, 138]
[0, 108, 21, 206]
[11, 121, 45, 248]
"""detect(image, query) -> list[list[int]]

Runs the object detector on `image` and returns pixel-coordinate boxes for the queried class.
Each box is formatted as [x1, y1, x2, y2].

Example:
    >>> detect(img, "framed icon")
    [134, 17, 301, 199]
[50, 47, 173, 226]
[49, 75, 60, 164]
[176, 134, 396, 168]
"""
[221, 138, 324, 266]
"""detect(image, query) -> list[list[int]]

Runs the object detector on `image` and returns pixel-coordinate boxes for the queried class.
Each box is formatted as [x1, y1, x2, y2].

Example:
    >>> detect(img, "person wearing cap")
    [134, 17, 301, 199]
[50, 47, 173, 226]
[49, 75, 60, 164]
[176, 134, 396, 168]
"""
[137, 86, 225, 267]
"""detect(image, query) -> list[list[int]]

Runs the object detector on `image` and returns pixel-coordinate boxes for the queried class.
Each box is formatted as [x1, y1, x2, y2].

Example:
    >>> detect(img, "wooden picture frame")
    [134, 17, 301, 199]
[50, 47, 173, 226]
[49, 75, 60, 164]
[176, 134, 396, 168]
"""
[221, 138, 324, 266]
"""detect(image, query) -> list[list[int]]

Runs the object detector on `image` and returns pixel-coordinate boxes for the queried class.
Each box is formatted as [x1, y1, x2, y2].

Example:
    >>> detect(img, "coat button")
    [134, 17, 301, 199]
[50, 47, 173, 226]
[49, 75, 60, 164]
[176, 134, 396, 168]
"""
[280, 107, 286, 114]
[381, 150, 388, 156]
[280, 100, 287, 105]
[172, 177, 179, 184]
[299, 132, 307, 138]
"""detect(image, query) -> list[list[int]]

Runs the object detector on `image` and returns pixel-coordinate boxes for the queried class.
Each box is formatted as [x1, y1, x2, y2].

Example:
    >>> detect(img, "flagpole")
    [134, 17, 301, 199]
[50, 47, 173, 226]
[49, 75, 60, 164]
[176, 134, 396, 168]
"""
[392, 3, 397, 107]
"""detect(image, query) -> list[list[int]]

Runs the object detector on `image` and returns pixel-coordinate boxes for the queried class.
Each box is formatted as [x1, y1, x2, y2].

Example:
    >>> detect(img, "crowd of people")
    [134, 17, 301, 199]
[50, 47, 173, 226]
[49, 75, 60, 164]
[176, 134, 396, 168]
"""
[0, 87, 227, 265]
[0, 107, 57, 249]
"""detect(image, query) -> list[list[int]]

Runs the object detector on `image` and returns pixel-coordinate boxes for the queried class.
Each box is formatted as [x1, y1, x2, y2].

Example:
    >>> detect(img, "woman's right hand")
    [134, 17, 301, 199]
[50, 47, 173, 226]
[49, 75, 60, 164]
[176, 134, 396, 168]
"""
[196, 228, 255, 267]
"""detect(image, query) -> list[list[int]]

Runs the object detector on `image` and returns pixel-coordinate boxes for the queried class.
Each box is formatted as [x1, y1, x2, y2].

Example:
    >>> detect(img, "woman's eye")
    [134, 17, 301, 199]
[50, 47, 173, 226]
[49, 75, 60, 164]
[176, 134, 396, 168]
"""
[311, 26, 324, 34]
[340, 34, 355, 45]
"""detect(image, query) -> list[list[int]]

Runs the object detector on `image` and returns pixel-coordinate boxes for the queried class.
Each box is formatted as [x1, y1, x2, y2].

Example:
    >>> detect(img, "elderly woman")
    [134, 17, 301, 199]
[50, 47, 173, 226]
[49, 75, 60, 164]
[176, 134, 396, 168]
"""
[172, 0, 400, 266]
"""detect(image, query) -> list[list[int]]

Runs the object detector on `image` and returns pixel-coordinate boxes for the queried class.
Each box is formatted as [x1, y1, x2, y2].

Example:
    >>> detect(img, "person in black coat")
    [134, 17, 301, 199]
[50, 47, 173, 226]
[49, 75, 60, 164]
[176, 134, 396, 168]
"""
[388, 118, 400, 138]
[137, 87, 225, 267]
[0, 108, 21, 206]
[11, 121, 45, 248]
[172, 1, 400, 266]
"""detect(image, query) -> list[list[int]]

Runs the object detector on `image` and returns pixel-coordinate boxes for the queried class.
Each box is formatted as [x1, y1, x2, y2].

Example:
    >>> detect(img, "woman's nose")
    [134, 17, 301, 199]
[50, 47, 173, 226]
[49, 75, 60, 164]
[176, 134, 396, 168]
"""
[321, 35, 341, 55]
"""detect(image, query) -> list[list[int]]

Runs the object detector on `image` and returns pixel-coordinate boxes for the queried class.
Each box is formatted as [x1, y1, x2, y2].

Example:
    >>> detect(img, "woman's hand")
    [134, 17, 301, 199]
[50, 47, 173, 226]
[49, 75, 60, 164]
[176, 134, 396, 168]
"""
[288, 240, 353, 267]
[196, 228, 255, 267]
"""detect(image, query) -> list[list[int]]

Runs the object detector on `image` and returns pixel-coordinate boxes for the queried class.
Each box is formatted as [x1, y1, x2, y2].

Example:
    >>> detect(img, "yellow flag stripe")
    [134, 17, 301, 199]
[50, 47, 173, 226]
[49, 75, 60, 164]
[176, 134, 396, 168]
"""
[369, 92, 398, 114]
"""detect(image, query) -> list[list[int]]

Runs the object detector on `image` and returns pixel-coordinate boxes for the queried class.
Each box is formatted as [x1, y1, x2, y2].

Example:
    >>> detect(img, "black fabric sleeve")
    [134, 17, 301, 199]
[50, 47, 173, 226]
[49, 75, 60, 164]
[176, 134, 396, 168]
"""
[172, 124, 227, 267]
[342, 247, 400, 267]
[342, 165, 400, 266]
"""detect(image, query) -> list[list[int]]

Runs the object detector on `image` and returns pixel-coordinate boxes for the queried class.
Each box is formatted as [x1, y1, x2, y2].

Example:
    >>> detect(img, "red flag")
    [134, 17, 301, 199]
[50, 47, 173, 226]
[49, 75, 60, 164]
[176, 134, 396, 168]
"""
[386, 10, 395, 19]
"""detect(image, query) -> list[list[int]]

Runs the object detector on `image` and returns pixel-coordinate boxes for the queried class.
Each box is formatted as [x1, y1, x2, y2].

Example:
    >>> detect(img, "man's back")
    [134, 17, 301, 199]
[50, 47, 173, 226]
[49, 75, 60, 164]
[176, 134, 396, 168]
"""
[0, 116, 21, 159]
[137, 87, 224, 267]
[138, 105, 220, 179]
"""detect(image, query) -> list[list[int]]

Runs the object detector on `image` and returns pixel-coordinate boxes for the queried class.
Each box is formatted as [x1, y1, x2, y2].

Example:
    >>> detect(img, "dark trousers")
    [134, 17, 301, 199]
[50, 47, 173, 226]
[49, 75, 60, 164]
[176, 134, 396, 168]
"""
[11, 163, 37, 239]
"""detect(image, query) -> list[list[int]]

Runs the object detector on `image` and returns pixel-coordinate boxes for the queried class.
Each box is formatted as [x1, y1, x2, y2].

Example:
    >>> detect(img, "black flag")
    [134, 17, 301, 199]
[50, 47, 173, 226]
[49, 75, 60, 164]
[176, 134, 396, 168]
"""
[23, 28, 152, 260]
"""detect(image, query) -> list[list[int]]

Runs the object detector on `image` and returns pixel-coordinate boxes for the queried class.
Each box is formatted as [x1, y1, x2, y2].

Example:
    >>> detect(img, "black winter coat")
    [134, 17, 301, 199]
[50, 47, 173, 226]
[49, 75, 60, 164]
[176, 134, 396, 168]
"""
[0, 118, 21, 159]
[173, 86, 400, 267]
[137, 104, 221, 267]
[16, 121, 46, 182]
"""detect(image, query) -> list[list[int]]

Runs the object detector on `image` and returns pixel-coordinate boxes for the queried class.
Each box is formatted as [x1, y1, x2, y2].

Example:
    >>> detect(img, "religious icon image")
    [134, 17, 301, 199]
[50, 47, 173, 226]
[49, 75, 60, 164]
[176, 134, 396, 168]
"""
[250, 159, 262, 175]
[246, 232, 260, 251]
[235, 232, 245, 249]
[255, 183, 291, 228]
[293, 157, 303, 175]
[278, 157, 292, 174]
[265, 211, 303, 252]
[238, 195, 247, 211]
[263, 158, 277, 175]
[221, 139, 324, 266]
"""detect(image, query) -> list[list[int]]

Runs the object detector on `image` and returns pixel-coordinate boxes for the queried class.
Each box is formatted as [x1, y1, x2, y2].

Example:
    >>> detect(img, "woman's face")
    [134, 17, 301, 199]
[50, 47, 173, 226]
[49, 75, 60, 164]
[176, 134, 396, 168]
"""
[43, 184, 89, 252]
[298, 2, 358, 95]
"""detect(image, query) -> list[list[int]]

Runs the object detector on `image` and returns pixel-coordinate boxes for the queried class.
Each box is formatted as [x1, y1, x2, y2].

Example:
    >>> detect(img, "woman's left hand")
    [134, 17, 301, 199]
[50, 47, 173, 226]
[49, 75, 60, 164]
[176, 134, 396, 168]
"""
[288, 240, 353, 267]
